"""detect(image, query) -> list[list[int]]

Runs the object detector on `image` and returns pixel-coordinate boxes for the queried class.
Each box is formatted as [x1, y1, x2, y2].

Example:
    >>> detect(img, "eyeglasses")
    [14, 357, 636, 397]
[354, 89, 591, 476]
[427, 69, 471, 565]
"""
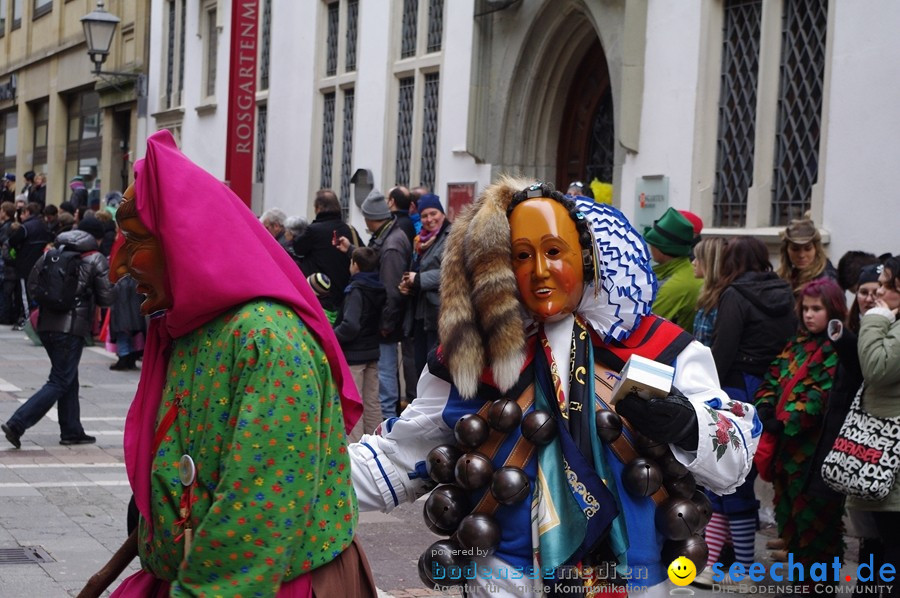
[568, 181, 584, 189]
[857, 289, 879, 298]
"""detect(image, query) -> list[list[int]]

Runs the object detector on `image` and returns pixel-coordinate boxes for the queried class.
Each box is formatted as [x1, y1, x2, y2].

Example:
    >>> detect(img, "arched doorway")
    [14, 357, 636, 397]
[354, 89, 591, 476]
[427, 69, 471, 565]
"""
[555, 38, 615, 194]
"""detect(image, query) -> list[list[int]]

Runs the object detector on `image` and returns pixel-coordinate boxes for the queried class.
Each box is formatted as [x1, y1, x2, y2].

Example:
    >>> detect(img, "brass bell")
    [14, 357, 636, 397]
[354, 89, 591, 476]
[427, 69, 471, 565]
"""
[426, 445, 464, 484]
[665, 473, 697, 499]
[595, 410, 623, 443]
[418, 539, 465, 588]
[634, 432, 669, 459]
[490, 466, 530, 505]
[521, 410, 557, 445]
[456, 513, 501, 555]
[454, 452, 494, 490]
[654, 497, 702, 541]
[454, 414, 490, 449]
[621, 457, 663, 497]
[659, 452, 689, 480]
[423, 484, 470, 535]
[487, 399, 523, 433]
[691, 489, 713, 528]
[661, 535, 709, 574]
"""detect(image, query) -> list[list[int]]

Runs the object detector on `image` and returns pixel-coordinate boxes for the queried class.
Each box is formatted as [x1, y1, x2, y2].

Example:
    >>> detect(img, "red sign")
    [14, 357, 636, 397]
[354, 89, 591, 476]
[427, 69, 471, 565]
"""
[224, 0, 259, 207]
[446, 182, 476, 223]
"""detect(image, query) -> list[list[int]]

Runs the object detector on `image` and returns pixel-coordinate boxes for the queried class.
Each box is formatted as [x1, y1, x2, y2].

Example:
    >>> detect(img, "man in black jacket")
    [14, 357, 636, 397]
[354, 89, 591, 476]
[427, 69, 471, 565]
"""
[7, 202, 52, 329]
[293, 189, 361, 316]
[2, 225, 115, 448]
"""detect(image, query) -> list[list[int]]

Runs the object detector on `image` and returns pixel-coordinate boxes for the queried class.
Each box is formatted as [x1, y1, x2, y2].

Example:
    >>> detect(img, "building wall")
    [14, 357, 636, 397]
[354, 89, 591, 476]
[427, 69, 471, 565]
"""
[819, 0, 900, 260]
[0, 0, 147, 204]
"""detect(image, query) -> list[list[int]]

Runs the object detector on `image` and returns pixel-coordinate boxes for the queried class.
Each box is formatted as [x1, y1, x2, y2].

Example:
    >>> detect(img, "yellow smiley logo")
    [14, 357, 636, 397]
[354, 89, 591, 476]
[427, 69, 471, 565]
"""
[667, 556, 697, 586]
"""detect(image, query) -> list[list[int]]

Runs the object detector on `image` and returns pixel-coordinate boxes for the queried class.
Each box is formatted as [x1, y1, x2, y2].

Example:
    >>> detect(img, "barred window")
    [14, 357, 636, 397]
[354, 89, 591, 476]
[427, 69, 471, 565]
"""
[259, 0, 272, 90]
[256, 104, 268, 183]
[420, 73, 439, 191]
[713, 0, 762, 227]
[771, 0, 828, 225]
[427, 0, 443, 53]
[395, 78, 415, 187]
[340, 89, 355, 221]
[401, 0, 418, 59]
[345, 0, 358, 72]
[321, 93, 336, 188]
[204, 5, 218, 99]
[326, 2, 339, 76]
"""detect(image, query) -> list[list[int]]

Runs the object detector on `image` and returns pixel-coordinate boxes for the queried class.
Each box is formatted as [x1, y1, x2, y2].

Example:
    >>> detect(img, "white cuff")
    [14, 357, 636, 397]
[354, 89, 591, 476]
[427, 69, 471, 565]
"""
[353, 441, 409, 509]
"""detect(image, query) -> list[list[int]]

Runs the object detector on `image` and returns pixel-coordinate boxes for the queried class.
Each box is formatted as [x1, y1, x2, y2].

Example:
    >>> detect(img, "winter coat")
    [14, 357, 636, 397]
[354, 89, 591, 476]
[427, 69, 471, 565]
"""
[8, 215, 53, 279]
[409, 221, 451, 332]
[370, 219, 411, 343]
[392, 211, 416, 245]
[109, 275, 146, 336]
[846, 308, 900, 512]
[293, 210, 360, 313]
[27, 230, 115, 338]
[712, 271, 798, 388]
[333, 272, 386, 364]
[651, 256, 702, 333]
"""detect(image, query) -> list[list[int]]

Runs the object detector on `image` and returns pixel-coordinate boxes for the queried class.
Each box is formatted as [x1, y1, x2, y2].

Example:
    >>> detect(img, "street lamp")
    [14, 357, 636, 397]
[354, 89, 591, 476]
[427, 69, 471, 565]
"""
[81, 1, 145, 96]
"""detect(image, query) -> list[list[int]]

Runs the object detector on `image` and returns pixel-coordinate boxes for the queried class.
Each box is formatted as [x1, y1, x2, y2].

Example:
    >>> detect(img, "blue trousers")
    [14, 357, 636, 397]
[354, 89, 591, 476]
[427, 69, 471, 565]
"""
[7, 331, 86, 440]
[377, 342, 400, 419]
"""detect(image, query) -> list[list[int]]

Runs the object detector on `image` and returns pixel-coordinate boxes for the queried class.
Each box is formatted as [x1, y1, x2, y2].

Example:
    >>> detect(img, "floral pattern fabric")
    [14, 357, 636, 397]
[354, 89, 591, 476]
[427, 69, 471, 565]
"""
[137, 300, 357, 597]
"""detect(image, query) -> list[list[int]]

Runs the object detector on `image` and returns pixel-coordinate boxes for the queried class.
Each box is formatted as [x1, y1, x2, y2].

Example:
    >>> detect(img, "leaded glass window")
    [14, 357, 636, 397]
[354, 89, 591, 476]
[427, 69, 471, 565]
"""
[427, 0, 443, 53]
[586, 91, 615, 185]
[420, 73, 439, 191]
[713, 0, 762, 227]
[771, 0, 828, 225]
[321, 93, 336, 188]
[401, 0, 418, 59]
[256, 105, 267, 183]
[260, 0, 272, 90]
[346, 0, 358, 72]
[326, 2, 339, 76]
[395, 78, 415, 187]
[340, 89, 355, 221]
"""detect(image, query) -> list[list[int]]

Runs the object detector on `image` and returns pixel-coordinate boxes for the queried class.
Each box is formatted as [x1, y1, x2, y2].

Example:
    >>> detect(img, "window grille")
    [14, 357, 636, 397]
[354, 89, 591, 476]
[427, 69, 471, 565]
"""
[713, 0, 762, 227]
[427, 0, 443, 53]
[340, 89, 355, 221]
[165, 0, 176, 107]
[395, 78, 415, 187]
[326, 2, 339, 76]
[420, 73, 439, 191]
[346, 0, 358, 72]
[205, 8, 218, 98]
[401, 0, 418, 58]
[256, 105, 267, 183]
[260, 0, 272, 90]
[771, 0, 828, 225]
[321, 93, 336, 188]
[178, 0, 186, 100]
[586, 91, 615, 185]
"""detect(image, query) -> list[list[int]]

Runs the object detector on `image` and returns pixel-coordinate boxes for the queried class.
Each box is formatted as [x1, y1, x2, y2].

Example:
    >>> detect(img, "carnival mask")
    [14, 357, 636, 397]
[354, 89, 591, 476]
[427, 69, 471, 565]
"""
[509, 198, 585, 322]
[110, 185, 173, 315]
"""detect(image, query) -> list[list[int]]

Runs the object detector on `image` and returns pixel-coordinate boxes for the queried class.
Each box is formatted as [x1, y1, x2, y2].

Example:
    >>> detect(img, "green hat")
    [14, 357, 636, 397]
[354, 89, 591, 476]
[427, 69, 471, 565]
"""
[643, 207, 695, 257]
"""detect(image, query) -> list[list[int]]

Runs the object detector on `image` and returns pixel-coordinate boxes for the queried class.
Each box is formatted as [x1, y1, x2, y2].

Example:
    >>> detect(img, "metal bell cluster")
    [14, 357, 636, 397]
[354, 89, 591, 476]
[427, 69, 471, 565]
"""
[594, 408, 711, 570]
[419, 398, 556, 589]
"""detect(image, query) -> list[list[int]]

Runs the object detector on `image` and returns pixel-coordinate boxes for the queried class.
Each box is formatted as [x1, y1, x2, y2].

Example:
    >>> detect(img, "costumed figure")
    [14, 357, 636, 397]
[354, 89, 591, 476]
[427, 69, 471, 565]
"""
[349, 178, 760, 597]
[94, 131, 373, 598]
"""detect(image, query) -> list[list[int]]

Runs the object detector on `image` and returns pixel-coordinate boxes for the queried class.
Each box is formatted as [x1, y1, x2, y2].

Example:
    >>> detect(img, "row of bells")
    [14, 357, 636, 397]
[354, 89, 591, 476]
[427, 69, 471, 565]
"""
[418, 398, 713, 589]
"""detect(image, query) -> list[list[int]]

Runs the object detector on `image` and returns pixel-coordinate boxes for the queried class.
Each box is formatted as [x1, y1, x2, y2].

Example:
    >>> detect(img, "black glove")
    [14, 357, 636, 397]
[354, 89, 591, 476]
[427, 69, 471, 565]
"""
[616, 389, 698, 451]
[754, 403, 784, 434]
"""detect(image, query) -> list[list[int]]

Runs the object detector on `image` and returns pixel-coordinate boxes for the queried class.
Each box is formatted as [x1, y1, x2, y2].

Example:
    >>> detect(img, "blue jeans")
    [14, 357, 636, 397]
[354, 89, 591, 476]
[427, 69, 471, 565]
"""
[7, 331, 86, 439]
[377, 342, 400, 419]
[115, 331, 132, 357]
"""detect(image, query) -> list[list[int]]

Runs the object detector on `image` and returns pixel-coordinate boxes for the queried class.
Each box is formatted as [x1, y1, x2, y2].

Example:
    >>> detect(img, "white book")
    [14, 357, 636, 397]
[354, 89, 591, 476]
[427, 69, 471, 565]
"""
[609, 354, 674, 405]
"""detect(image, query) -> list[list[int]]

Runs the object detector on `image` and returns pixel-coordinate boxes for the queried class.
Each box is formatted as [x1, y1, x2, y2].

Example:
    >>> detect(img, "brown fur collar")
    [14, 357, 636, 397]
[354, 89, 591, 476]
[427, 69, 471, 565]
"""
[438, 175, 532, 398]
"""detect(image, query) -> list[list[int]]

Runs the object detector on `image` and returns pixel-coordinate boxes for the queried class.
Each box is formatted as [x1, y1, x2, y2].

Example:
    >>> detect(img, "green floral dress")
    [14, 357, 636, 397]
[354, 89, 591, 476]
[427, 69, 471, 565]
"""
[137, 300, 357, 597]
[755, 332, 843, 567]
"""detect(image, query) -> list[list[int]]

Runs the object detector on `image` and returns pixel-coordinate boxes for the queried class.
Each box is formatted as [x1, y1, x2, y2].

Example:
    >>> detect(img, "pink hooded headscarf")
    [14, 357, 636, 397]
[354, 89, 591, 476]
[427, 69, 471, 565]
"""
[123, 130, 362, 528]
